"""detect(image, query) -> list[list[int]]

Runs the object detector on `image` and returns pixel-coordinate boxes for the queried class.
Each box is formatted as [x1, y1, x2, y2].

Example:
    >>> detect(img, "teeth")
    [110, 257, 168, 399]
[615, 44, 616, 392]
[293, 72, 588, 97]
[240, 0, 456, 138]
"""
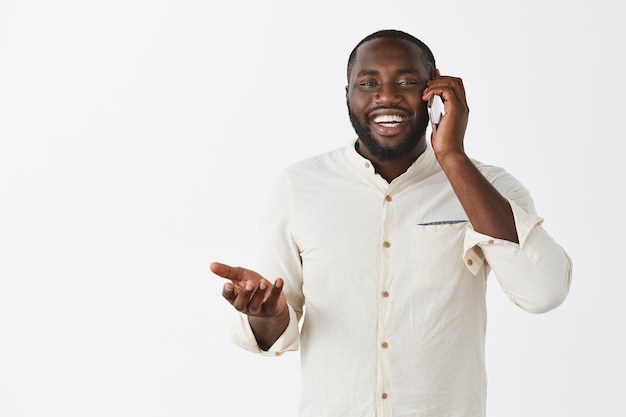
[374, 115, 404, 124]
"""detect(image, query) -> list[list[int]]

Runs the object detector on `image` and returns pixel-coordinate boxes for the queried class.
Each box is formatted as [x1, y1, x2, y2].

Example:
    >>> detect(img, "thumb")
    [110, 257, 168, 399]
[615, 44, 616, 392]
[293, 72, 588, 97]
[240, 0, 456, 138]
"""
[210, 262, 238, 280]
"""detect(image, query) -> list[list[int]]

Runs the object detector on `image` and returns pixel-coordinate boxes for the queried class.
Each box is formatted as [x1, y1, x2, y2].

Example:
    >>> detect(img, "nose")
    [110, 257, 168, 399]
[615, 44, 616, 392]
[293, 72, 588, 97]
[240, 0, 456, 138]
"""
[375, 82, 401, 106]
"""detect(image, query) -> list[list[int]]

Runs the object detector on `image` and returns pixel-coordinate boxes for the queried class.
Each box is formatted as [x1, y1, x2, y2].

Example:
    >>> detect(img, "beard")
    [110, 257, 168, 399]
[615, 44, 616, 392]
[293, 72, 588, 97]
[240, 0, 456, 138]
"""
[348, 103, 428, 162]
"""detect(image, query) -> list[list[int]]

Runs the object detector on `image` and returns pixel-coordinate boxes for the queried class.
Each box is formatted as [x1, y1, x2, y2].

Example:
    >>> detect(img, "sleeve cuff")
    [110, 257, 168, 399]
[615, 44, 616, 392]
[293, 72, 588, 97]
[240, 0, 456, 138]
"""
[462, 200, 544, 275]
[227, 304, 300, 356]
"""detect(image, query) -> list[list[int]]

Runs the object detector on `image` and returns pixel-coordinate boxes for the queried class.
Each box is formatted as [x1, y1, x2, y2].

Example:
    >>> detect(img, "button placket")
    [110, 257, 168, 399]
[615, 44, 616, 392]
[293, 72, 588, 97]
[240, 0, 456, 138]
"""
[377, 189, 395, 416]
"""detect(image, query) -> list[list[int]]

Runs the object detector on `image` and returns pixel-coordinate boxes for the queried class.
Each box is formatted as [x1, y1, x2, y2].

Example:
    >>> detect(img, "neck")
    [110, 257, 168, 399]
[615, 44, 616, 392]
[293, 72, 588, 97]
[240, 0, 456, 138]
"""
[356, 137, 427, 182]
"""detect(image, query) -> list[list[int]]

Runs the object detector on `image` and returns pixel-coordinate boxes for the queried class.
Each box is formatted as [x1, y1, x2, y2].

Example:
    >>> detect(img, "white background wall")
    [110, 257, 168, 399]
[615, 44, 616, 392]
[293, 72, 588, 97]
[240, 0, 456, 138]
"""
[1, 0, 624, 416]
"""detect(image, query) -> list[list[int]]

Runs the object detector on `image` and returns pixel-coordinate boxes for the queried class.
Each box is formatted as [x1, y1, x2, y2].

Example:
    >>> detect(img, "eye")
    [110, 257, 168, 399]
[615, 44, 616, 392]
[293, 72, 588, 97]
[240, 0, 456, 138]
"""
[358, 77, 380, 88]
[358, 79, 378, 87]
[398, 79, 420, 86]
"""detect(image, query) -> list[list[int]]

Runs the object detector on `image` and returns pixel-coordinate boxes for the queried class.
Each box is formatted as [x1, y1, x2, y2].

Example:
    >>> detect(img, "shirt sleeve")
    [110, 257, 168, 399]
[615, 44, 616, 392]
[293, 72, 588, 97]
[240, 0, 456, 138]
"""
[227, 304, 301, 355]
[227, 170, 305, 354]
[462, 167, 573, 314]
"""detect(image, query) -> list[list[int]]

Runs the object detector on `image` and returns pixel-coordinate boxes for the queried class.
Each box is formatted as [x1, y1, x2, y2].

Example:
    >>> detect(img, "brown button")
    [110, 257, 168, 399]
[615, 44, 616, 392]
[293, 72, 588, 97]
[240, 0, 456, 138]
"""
[381, 393, 388, 400]
[382, 291, 390, 298]
[383, 241, 391, 248]
[364, 162, 371, 168]
[467, 259, 473, 266]
[488, 239, 495, 244]
[385, 195, 392, 202]
[381, 342, 389, 349]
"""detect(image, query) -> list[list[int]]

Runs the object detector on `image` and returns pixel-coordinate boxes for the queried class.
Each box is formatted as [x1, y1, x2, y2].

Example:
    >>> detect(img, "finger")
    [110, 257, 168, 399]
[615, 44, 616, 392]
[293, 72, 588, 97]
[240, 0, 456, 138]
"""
[425, 81, 467, 116]
[424, 74, 457, 101]
[262, 278, 284, 313]
[210, 261, 230, 277]
[247, 279, 272, 314]
[456, 77, 468, 105]
[426, 75, 461, 90]
[443, 77, 465, 103]
[210, 262, 243, 282]
[231, 280, 256, 312]
[427, 80, 460, 101]
[222, 282, 237, 303]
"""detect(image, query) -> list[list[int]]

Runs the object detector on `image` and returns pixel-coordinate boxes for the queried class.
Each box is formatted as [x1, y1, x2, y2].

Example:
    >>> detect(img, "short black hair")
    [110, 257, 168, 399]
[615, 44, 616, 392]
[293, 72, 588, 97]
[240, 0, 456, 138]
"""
[346, 29, 436, 83]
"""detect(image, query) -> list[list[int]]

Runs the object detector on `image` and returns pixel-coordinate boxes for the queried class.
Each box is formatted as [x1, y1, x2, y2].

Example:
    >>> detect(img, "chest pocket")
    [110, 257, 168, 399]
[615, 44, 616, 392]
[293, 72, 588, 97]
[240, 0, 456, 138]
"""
[406, 220, 470, 288]
[416, 219, 468, 226]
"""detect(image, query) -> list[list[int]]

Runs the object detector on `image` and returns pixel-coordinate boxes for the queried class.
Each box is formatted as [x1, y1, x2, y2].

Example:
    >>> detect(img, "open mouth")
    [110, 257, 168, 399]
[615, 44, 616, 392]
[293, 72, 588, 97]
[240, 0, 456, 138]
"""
[373, 114, 406, 128]
[369, 112, 409, 137]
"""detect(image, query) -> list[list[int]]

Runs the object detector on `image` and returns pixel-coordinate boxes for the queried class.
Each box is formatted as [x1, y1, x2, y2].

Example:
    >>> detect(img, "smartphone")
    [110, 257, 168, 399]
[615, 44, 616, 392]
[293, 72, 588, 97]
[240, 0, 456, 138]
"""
[428, 95, 444, 135]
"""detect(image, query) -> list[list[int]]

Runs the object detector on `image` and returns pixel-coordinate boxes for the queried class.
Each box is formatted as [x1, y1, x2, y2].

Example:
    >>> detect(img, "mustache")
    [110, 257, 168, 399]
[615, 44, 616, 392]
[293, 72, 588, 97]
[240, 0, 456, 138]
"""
[365, 105, 413, 119]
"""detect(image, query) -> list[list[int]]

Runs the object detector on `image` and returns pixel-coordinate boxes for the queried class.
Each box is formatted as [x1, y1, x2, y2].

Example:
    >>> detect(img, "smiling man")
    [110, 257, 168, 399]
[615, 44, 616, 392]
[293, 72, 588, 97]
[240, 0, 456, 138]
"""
[211, 29, 572, 417]
[347, 35, 431, 173]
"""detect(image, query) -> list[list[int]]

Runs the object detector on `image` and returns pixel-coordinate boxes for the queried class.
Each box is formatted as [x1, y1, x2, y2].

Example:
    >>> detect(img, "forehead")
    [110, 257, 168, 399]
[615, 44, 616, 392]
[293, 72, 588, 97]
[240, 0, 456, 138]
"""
[352, 38, 428, 79]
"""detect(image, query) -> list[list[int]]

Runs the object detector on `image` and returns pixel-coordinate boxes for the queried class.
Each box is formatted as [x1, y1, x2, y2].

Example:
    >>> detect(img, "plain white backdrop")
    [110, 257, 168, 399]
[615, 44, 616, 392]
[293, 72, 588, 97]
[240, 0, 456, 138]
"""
[1, 0, 624, 416]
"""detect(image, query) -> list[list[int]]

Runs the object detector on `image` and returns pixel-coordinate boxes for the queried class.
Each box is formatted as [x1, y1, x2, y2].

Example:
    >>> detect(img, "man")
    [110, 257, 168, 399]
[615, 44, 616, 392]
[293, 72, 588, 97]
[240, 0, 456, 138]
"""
[210, 29, 572, 417]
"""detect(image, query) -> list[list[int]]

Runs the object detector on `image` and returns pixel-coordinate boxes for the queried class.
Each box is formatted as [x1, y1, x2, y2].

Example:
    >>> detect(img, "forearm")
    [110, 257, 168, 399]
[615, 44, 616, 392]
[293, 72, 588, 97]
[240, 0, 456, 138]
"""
[249, 308, 290, 351]
[438, 152, 519, 243]
[476, 225, 572, 313]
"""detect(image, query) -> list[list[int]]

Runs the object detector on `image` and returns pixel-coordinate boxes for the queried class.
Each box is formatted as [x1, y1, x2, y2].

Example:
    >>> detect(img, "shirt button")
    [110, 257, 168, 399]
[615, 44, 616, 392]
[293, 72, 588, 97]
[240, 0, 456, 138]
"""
[364, 162, 371, 168]
[381, 342, 389, 349]
[385, 195, 392, 202]
[488, 239, 495, 244]
[381, 393, 388, 400]
[383, 241, 391, 248]
[382, 291, 390, 298]
[467, 259, 473, 266]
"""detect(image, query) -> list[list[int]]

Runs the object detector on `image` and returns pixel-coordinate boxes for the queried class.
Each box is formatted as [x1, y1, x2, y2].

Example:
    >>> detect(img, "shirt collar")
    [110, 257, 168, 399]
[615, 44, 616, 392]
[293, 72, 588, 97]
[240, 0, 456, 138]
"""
[344, 138, 440, 188]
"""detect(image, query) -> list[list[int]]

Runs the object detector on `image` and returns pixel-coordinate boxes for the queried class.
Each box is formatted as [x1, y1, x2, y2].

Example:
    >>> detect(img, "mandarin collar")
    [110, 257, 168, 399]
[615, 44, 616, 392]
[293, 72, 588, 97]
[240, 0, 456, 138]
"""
[344, 138, 440, 190]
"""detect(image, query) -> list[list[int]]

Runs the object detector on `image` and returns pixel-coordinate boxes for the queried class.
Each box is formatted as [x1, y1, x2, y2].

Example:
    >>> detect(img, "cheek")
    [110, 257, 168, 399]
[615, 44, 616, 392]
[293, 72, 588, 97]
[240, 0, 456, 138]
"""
[409, 91, 427, 107]
[411, 96, 429, 118]
[347, 91, 370, 113]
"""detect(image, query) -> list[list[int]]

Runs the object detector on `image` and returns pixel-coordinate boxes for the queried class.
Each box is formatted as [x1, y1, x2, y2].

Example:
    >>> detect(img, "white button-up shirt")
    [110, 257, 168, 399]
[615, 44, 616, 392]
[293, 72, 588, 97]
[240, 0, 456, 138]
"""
[229, 141, 572, 417]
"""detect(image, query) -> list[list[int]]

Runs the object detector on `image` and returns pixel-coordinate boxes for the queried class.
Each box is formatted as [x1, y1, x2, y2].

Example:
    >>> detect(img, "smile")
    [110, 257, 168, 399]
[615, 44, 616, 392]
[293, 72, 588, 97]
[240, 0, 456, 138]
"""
[373, 114, 406, 128]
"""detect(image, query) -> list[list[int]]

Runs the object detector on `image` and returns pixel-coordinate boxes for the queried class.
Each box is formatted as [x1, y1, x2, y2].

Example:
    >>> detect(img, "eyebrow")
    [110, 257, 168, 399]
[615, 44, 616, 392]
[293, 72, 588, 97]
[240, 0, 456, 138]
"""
[356, 68, 422, 77]
[356, 69, 380, 77]
[396, 68, 421, 76]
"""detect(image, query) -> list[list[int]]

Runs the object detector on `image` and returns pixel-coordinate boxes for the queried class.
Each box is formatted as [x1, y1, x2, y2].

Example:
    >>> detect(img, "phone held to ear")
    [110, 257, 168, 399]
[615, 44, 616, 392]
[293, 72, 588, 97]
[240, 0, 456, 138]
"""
[428, 95, 444, 135]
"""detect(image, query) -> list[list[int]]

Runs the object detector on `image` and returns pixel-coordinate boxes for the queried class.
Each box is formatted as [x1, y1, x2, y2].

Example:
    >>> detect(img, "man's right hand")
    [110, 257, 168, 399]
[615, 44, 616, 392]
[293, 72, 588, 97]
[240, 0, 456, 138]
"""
[210, 262, 288, 319]
[211, 262, 290, 350]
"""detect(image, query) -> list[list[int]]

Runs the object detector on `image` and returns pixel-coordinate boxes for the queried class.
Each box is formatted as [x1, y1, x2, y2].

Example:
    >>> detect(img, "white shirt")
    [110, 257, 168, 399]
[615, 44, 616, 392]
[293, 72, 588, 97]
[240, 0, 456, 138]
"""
[229, 141, 572, 417]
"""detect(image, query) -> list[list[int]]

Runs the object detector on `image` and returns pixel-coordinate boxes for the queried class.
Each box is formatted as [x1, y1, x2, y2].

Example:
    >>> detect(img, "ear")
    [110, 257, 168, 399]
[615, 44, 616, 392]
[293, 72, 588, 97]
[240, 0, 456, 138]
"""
[345, 85, 349, 105]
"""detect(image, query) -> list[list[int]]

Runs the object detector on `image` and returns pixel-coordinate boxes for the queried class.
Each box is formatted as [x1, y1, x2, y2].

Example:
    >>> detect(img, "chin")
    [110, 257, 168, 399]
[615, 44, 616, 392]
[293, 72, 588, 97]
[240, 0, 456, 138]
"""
[363, 135, 422, 162]
[350, 111, 428, 161]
